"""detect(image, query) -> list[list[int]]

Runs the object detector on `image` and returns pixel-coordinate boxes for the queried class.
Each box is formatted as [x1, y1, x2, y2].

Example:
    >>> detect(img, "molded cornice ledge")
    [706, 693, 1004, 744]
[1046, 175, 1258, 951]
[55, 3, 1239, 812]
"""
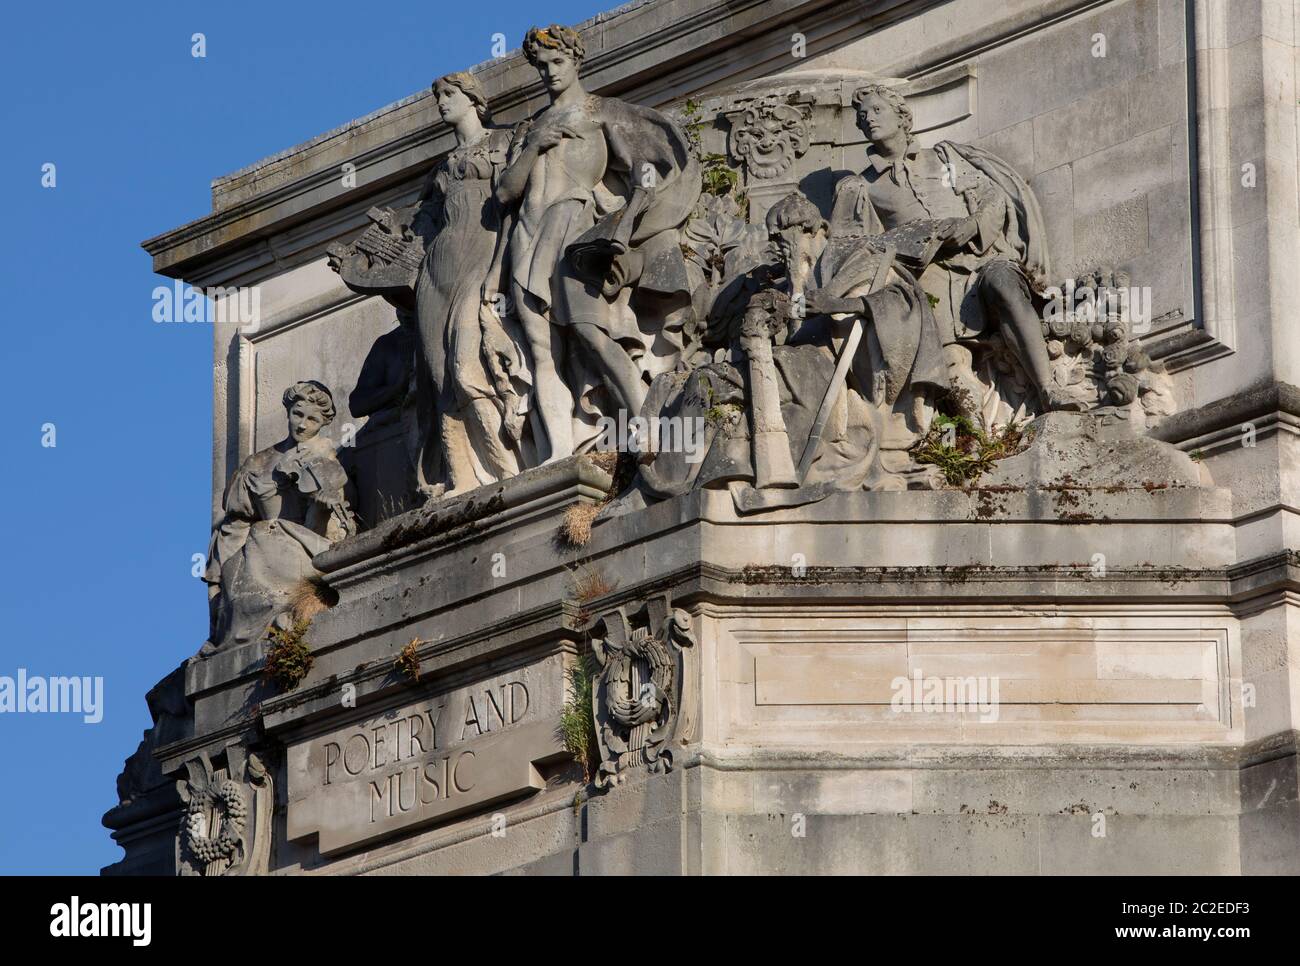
[1150, 380, 1300, 445]
[140, 0, 880, 279]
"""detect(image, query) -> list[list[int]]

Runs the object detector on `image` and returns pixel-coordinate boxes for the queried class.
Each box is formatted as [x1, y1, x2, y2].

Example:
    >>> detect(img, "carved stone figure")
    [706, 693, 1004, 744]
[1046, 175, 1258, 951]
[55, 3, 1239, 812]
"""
[327, 209, 430, 507]
[633, 190, 947, 511]
[112, 664, 190, 807]
[203, 381, 355, 650]
[495, 25, 700, 461]
[825, 84, 1079, 413]
[328, 65, 1182, 514]
[414, 72, 529, 495]
[347, 308, 422, 527]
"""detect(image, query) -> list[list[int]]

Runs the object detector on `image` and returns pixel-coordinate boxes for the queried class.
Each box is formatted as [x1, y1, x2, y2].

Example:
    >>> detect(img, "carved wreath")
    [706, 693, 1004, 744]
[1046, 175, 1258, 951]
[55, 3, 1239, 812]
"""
[182, 777, 247, 865]
[604, 626, 675, 731]
[591, 601, 695, 789]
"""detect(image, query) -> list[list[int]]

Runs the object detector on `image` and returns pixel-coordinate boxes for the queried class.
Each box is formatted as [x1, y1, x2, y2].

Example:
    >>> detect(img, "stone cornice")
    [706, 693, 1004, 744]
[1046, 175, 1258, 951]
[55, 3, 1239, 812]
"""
[140, 0, 866, 280]
[1150, 381, 1300, 445]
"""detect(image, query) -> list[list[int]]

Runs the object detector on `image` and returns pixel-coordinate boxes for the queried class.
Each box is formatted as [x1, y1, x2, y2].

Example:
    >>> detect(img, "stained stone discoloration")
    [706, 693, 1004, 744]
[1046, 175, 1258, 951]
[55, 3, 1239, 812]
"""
[981, 410, 1207, 490]
[107, 0, 1300, 875]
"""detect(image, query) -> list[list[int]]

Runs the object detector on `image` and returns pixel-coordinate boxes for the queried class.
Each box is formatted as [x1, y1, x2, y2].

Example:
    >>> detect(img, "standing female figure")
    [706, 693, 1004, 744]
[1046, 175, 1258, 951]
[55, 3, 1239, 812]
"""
[415, 71, 525, 493]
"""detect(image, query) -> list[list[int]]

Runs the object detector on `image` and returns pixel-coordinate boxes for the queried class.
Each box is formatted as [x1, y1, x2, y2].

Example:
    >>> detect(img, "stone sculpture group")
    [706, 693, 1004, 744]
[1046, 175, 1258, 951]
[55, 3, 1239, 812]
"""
[206, 22, 1177, 649]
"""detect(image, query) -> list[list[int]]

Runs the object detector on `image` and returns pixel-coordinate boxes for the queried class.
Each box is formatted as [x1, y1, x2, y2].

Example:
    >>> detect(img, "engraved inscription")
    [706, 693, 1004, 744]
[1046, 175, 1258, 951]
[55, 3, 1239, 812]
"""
[285, 661, 568, 855]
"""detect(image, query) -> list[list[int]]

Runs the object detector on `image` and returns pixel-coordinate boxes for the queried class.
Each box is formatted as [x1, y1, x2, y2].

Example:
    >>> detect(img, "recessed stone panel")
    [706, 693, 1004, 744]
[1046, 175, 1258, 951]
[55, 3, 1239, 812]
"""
[717, 614, 1237, 743]
[285, 657, 569, 855]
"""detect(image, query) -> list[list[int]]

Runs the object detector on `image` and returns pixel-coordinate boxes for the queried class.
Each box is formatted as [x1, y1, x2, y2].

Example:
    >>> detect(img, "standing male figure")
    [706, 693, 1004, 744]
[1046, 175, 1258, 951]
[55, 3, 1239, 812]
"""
[814, 84, 1082, 412]
[493, 24, 699, 461]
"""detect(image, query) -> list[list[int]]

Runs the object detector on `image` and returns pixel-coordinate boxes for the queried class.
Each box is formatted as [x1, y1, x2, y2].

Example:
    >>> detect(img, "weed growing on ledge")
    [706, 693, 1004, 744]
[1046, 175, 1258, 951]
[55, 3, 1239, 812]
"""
[911, 412, 1026, 487]
[288, 577, 338, 623]
[558, 451, 636, 548]
[394, 638, 424, 682]
[569, 565, 616, 626]
[559, 654, 599, 782]
[560, 502, 602, 548]
[680, 97, 747, 214]
[264, 619, 314, 691]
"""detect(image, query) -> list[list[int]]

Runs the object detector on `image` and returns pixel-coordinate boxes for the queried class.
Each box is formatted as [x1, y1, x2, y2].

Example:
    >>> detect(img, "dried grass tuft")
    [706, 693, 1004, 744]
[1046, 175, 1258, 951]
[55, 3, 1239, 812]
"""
[289, 579, 337, 624]
[560, 502, 602, 548]
[394, 638, 423, 682]
[583, 450, 620, 476]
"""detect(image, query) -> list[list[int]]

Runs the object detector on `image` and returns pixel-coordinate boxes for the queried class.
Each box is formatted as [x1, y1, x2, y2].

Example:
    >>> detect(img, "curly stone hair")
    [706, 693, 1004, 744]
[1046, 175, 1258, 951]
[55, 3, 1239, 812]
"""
[851, 84, 914, 141]
[523, 24, 585, 66]
[433, 71, 491, 123]
[282, 380, 336, 424]
[765, 191, 828, 236]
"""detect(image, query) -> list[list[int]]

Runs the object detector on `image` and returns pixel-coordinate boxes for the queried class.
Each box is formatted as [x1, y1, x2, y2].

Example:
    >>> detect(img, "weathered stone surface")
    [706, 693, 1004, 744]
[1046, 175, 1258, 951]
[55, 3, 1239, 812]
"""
[109, 0, 1300, 876]
[981, 410, 1206, 489]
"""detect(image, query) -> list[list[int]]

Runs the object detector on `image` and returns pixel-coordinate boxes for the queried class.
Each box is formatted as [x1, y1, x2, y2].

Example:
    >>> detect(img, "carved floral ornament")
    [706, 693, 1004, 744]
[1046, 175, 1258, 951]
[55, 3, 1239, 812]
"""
[728, 95, 812, 179]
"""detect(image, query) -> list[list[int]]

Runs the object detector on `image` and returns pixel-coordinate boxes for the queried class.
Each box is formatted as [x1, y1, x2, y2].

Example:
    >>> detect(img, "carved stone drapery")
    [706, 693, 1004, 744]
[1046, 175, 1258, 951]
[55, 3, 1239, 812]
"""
[321, 63, 1198, 523]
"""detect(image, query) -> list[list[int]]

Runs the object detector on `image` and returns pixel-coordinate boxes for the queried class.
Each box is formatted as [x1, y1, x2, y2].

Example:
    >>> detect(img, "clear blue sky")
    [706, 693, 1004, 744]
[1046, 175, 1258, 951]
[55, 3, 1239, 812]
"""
[0, 0, 611, 875]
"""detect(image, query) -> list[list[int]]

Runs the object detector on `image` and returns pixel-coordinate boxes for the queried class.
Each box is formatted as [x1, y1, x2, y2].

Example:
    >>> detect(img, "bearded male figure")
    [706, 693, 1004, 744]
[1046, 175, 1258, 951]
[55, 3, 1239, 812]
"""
[631, 190, 947, 511]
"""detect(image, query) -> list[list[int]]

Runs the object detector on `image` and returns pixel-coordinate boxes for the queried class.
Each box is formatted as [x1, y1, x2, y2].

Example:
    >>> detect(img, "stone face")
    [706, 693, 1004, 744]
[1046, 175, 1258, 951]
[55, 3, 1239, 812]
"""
[109, 0, 1300, 875]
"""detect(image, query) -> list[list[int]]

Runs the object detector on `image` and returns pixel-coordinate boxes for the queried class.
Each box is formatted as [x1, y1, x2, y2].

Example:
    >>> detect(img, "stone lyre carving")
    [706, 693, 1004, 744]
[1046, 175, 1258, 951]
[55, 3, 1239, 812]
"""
[176, 746, 273, 876]
[587, 594, 695, 788]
